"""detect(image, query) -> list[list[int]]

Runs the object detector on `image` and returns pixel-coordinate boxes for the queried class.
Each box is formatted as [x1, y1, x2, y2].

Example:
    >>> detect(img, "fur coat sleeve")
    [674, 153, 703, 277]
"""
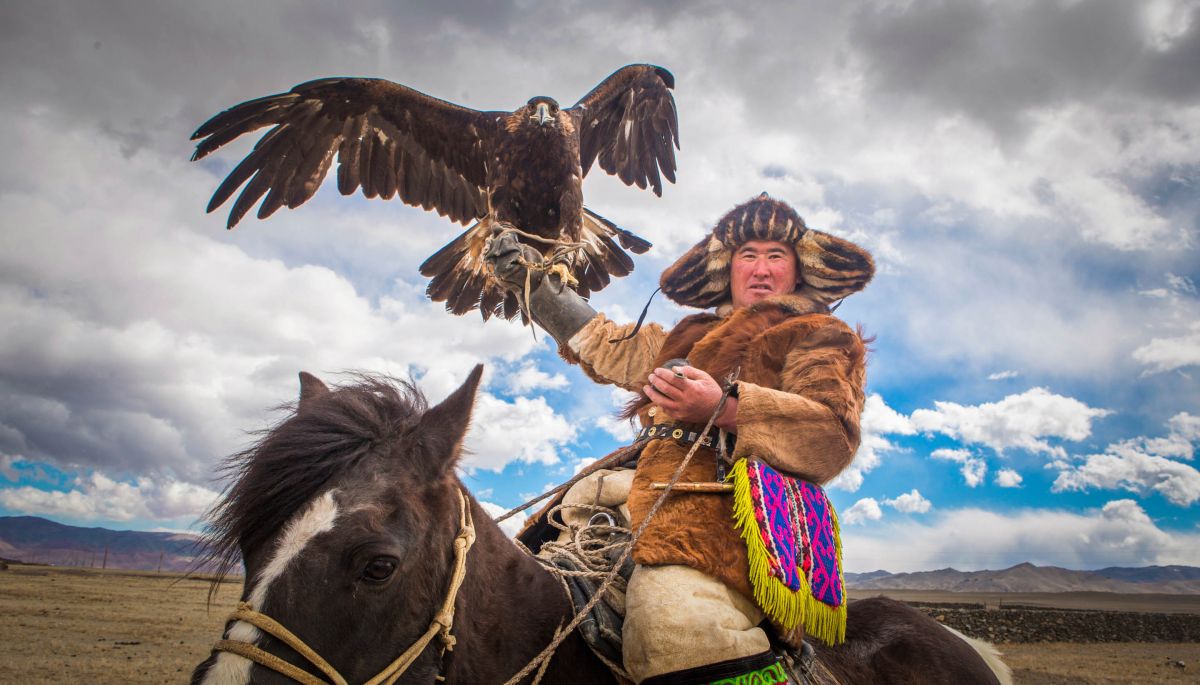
[730, 315, 866, 485]
[564, 314, 668, 392]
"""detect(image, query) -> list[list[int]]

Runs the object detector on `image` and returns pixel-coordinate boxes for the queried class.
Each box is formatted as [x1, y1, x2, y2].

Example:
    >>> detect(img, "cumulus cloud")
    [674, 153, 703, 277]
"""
[477, 500, 527, 538]
[1053, 442, 1200, 506]
[987, 370, 1019, 381]
[842, 499, 1200, 573]
[1050, 411, 1200, 505]
[3, 0, 1200, 535]
[594, 387, 639, 442]
[1167, 273, 1198, 295]
[931, 448, 988, 487]
[911, 388, 1111, 456]
[995, 468, 1024, 488]
[829, 394, 913, 492]
[842, 497, 883, 525]
[0, 109, 546, 485]
[1129, 412, 1199, 460]
[0, 472, 219, 525]
[505, 362, 569, 394]
[883, 489, 931, 514]
[462, 393, 576, 472]
[0, 454, 22, 482]
[596, 415, 637, 443]
[1133, 323, 1200, 374]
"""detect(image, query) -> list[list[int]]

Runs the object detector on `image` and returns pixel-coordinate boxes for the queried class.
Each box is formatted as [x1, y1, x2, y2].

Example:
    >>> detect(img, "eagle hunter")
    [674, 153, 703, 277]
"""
[191, 64, 679, 321]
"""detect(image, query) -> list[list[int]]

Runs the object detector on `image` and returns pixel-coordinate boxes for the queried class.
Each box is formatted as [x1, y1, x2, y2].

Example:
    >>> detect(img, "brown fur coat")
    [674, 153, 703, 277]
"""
[565, 293, 867, 602]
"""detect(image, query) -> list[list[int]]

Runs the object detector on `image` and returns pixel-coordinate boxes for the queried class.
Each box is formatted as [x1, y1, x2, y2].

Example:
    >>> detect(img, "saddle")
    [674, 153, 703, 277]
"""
[517, 445, 822, 684]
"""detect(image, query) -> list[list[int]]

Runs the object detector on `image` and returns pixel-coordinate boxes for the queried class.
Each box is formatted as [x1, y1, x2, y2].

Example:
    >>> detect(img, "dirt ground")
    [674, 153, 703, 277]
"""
[0, 564, 235, 684]
[1000, 642, 1199, 684]
[1, 564, 1197, 684]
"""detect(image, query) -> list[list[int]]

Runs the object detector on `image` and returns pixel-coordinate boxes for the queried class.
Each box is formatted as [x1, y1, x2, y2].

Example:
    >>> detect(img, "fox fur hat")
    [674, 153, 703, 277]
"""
[659, 193, 875, 309]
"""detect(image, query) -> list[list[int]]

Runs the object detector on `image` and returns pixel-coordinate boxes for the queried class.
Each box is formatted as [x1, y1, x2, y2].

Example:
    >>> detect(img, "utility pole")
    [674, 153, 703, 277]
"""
[102, 545, 108, 570]
[157, 552, 164, 574]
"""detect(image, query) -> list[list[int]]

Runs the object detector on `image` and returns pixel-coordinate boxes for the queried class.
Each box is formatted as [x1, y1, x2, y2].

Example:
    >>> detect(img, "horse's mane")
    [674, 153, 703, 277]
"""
[196, 375, 428, 593]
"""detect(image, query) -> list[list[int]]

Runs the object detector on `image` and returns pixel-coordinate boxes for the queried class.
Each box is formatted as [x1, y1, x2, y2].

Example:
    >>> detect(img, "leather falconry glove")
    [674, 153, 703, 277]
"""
[485, 231, 597, 345]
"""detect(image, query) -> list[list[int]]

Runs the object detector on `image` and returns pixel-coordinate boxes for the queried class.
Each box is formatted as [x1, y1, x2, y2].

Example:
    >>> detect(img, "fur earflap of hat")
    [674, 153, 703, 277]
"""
[659, 193, 875, 309]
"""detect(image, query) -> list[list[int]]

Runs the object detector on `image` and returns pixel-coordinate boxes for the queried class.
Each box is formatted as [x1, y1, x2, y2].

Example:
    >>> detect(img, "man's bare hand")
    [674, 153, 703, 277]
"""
[643, 365, 737, 432]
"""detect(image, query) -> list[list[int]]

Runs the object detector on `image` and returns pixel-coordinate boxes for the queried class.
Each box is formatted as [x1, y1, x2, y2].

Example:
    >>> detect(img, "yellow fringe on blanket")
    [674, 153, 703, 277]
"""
[729, 459, 848, 646]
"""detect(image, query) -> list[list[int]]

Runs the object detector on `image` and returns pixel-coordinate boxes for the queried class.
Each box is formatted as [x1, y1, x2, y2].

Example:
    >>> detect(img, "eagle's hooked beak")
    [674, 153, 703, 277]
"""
[535, 103, 552, 126]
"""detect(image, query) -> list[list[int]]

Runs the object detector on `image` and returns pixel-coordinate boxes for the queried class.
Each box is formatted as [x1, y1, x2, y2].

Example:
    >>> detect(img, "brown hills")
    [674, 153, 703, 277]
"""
[846, 562, 1200, 594]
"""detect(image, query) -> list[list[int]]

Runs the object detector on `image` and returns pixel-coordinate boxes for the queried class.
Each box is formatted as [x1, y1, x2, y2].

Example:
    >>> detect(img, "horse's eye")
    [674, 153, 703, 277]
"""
[362, 556, 398, 583]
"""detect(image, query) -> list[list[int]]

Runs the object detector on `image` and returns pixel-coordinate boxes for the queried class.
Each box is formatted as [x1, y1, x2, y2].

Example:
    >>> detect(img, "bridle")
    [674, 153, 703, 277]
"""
[210, 488, 476, 685]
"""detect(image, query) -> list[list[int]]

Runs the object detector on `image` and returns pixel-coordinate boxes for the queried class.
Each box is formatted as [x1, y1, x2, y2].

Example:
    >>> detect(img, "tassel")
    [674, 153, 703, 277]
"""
[729, 459, 848, 645]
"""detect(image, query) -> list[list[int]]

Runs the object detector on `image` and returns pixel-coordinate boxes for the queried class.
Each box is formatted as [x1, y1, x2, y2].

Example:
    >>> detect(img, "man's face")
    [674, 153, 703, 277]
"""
[730, 240, 799, 308]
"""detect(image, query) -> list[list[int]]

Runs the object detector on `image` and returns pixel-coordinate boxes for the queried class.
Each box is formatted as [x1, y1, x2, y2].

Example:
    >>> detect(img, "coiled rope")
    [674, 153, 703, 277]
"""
[499, 368, 740, 685]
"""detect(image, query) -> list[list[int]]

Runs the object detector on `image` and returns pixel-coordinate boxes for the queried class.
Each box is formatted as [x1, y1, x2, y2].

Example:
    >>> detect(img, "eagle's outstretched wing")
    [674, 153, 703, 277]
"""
[191, 78, 496, 228]
[572, 64, 679, 196]
[419, 209, 651, 321]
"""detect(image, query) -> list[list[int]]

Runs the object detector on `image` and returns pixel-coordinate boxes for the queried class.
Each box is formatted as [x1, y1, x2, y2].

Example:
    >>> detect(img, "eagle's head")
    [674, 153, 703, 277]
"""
[525, 96, 561, 128]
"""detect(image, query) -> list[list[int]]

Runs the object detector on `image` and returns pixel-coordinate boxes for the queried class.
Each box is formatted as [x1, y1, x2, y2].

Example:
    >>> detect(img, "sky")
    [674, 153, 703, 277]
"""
[1, 0, 1198, 573]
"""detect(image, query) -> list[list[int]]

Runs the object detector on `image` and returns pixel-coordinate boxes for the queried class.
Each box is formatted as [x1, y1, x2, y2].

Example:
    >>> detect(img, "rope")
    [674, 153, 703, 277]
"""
[365, 488, 476, 685]
[494, 443, 643, 524]
[211, 488, 475, 685]
[216, 606, 349, 685]
[500, 368, 741, 685]
[538, 503, 630, 579]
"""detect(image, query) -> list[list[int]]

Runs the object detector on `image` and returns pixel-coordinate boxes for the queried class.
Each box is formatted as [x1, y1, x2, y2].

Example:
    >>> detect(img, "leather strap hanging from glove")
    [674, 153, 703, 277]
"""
[485, 230, 597, 345]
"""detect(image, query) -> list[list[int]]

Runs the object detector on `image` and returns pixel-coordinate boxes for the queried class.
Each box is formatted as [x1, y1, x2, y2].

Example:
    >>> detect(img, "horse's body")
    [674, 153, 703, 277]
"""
[191, 370, 1010, 685]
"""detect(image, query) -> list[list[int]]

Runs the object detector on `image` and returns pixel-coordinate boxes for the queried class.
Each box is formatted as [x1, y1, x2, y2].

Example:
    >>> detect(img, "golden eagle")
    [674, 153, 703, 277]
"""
[191, 64, 678, 320]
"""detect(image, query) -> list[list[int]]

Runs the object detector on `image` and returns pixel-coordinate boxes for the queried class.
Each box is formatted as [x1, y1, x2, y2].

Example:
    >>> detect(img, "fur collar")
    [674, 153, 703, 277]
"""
[714, 292, 829, 319]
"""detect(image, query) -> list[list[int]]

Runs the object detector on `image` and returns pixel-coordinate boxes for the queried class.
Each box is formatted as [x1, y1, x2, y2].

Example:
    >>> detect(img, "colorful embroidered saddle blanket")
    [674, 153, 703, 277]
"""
[730, 458, 846, 645]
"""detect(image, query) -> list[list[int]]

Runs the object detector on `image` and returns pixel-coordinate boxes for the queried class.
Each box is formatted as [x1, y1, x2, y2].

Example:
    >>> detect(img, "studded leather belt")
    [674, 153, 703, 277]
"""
[637, 422, 731, 451]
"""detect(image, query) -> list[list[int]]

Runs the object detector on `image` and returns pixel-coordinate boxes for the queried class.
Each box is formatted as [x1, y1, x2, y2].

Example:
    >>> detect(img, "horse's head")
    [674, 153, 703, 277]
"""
[191, 366, 484, 685]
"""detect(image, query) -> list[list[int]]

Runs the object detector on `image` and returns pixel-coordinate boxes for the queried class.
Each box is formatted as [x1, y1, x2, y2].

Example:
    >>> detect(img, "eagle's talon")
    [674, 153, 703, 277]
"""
[546, 263, 578, 290]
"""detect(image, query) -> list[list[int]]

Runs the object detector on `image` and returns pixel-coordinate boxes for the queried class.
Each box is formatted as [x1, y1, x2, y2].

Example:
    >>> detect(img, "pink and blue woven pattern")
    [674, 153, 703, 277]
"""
[747, 460, 843, 608]
[749, 461, 805, 592]
[797, 479, 843, 607]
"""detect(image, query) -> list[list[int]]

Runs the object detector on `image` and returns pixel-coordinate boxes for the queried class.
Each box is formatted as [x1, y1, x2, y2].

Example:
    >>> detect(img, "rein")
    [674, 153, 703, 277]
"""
[501, 367, 742, 685]
[212, 487, 476, 685]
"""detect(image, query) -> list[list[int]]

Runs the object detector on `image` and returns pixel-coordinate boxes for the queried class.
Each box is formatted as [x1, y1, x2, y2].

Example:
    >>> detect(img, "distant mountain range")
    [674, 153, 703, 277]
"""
[4, 515, 1199, 592]
[845, 562, 1200, 594]
[0, 515, 216, 572]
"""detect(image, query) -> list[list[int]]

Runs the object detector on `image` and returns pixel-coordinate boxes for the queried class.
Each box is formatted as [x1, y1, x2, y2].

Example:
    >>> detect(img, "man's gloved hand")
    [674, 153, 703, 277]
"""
[485, 230, 545, 293]
[483, 226, 598, 344]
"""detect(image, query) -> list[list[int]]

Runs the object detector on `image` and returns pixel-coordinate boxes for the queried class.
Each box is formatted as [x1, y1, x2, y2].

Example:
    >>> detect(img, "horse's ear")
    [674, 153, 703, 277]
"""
[298, 372, 330, 409]
[417, 364, 483, 473]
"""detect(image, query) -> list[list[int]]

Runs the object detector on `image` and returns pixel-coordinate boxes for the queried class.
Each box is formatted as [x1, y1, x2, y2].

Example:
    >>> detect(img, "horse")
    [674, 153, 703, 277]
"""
[190, 368, 1012, 685]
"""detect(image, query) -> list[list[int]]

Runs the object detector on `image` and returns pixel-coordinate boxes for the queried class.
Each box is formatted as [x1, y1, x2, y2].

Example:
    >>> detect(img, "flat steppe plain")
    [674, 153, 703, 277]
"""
[1, 564, 1196, 684]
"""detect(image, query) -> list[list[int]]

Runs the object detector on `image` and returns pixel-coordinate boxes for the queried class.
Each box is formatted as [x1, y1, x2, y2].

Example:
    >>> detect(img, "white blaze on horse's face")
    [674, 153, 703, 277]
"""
[201, 490, 340, 685]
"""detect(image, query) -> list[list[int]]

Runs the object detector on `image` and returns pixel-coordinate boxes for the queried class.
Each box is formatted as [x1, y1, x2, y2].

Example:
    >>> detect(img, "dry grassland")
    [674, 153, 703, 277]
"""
[1001, 642, 1199, 684]
[849, 588, 1200, 614]
[0, 564, 235, 684]
[1, 564, 1197, 684]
